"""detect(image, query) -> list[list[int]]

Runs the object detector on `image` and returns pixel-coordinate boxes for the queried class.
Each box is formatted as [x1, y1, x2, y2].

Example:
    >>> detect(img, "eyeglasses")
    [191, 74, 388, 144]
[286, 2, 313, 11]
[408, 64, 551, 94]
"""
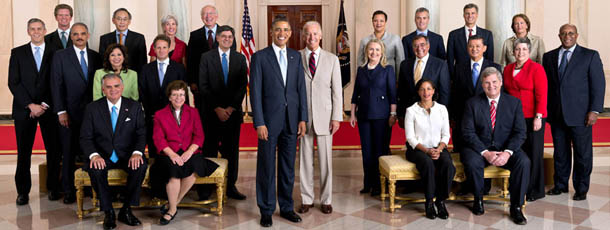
[114, 17, 130, 22]
[559, 32, 577, 37]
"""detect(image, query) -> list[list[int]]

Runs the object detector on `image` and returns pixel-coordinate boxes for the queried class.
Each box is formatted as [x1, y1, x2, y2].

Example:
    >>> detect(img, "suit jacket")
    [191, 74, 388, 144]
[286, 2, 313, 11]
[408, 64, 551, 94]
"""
[543, 45, 605, 126]
[351, 64, 397, 120]
[139, 60, 186, 119]
[250, 46, 308, 136]
[397, 55, 450, 118]
[45, 30, 73, 51]
[447, 26, 494, 74]
[8, 43, 57, 119]
[153, 104, 203, 155]
[80, 97, 146, 162]
[401, 31, 446, 61]
[299, 48, 343, 135]
[199, 48, 248, 121]
[186, 25, 237, 87]
[503, 59, 548, 118]
[450, 58, 501, 119]
[99, 30, 147, 73]
[51, 46, 102, 123]
[462, 93, 526, 153]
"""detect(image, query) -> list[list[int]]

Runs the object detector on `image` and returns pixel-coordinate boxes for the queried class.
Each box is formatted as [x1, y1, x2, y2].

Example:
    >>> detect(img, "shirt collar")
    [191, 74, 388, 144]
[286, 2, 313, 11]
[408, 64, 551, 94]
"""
[205, 24, 218, 35]
[487, 94, 500, 105]
[157, 58, 169, 65]
[465, 25, 477, 34]
[30, 42, 45, 50]
[218, 47, 230, 57]
[115, 29, 129, 36]
[306, 46, 321, 56]
[416, 53, 430, 63]
[272, 42, 286, 54]
[107, 97, 122, 112]
[561, 44, 577, 53]
[416, 29, 428, 36]
[58, 28, 70, 35]
[471, 57, 484, 68]
[73, 45, 86, 53]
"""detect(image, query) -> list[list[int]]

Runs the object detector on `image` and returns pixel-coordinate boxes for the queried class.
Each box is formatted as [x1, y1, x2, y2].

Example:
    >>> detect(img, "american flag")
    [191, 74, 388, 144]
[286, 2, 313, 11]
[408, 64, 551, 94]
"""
[240, 0, 255, 77]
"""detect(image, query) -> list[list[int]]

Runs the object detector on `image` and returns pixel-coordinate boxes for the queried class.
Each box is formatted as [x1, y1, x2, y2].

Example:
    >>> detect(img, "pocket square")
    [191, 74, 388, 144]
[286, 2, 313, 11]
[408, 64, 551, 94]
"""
[125, 117, 131, 122]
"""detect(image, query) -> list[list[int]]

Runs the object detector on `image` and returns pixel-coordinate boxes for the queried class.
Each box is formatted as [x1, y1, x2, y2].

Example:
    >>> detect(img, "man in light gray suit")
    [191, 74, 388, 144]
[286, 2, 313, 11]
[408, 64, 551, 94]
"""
[297, 21, 343, 215]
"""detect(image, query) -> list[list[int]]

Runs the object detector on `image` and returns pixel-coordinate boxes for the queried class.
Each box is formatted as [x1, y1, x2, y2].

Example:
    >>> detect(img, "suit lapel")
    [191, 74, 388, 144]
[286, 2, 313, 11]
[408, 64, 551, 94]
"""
[211, 51, 226, 87]
[286, 50, 298, 86]
[98, 100, 114, 137]
[114, 98, 130, 136]
[458, 28, 467, 47]
[24, 43, 39, 75]
[562, 46, 580, 82]
[422, 58, 435, 81]
[41, 45, 54, 74]
[300, 50, 312, 79]
[228, 50, 241, 86]
[479, 95, 493, 133]
[69, 48, 88, 83]
[267, 48, 285, 87]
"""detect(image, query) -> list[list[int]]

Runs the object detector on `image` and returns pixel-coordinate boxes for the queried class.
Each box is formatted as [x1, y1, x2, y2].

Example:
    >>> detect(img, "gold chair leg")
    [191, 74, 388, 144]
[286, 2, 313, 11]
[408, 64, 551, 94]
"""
[216, 180, 224, 216]
[502, 178, 509, 198]
[380, 175, 387, 201]
[389, 180, 396, 213]
[91, 188, 98, 208]
[76, 185, 84, 219]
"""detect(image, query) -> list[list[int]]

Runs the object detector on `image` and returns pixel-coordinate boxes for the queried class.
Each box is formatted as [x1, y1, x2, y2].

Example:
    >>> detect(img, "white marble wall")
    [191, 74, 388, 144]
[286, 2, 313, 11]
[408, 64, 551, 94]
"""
[486, 0, 523, 63]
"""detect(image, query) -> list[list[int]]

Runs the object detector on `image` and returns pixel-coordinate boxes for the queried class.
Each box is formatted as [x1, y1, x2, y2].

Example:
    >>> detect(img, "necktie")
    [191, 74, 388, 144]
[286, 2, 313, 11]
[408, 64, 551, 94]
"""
[34, 47, 42, 71]
[279, 50, 287, 85]
[158, 62, 165, 85]
[414, 59, 423, 83]
[490, 100, 496, 131]
[80, 50, 88, 80]
[309, 52, 316, 77]
[61, 31, 67, 48]
[207, 30, 214, 48]
[119, 33, 124, 45]
[221, 53, 229, 85]
[472, 62, 480, 87]
[558, 50, 570, 79]
[110, 105, 119, 163]
[468, 28, 473, 38]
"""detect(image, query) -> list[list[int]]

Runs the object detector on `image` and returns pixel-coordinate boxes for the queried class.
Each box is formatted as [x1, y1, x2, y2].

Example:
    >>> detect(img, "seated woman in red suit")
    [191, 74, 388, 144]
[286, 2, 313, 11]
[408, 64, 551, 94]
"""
[153, 80, 218, 225]
[502, 37, 548, 202]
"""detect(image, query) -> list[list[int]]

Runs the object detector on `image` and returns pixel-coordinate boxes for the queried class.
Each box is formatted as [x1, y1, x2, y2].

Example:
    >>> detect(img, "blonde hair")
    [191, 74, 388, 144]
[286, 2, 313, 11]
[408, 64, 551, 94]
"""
[362, 38, 388, 67]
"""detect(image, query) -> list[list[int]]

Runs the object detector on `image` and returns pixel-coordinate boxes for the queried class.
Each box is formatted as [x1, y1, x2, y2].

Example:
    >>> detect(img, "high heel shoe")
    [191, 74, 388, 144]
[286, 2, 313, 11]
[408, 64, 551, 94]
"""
[159, 204, 168, 214]
[159, 210, 177, 225]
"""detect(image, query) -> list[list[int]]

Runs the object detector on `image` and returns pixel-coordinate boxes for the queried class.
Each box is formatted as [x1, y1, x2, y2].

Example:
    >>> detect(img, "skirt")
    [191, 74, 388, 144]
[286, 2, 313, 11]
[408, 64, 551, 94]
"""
[156, 150, 219, 184]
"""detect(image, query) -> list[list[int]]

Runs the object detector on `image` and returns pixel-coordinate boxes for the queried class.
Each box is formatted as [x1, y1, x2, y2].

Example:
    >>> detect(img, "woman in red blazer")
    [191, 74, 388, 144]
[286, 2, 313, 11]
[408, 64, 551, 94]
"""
[503, 37, 548, 202]
[153, 80, 218, 225]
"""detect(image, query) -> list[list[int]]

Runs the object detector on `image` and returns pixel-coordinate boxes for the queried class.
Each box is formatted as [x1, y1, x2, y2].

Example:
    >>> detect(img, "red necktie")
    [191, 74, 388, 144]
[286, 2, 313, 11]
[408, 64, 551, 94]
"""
[490, 100, 496, 130]
[309, 52, 316, 77]
[207, 30, 214, 48]
[468, 28, 473, 38]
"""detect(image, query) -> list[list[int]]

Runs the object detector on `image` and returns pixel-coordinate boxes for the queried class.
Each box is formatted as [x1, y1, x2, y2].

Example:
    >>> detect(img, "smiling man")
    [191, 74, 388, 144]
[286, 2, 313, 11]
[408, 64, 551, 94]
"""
[401, 7, 446, 61]
[45, 4, 73, 50]
[99, 8, 147, 73]
[250, 18, 307, 227]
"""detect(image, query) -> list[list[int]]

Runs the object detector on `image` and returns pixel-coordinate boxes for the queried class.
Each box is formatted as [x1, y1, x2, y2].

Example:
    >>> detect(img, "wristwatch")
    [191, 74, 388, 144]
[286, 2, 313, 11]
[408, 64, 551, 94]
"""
[390, 112, 397, 116]
[535, 115, 542, 119]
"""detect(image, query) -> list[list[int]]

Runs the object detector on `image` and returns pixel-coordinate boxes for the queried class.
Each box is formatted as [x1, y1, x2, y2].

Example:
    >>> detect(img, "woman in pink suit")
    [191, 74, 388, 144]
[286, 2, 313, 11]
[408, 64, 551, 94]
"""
[153, 80, 218, 225]
[503, 37, 548, 202]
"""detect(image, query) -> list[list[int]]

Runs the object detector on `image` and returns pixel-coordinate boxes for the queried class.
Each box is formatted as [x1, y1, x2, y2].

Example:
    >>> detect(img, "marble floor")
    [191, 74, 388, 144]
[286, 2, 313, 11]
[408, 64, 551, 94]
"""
[1, 147, 610, 230]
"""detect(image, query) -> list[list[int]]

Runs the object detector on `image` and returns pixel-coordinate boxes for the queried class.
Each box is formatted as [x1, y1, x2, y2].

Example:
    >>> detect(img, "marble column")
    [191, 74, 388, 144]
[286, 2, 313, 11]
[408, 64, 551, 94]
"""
[486, 0, 522, 63]
[406, 0, 440, 33]
[1, 0, 14, 114]
[74, 0, 109, 53]
[157, 0, 190, 42]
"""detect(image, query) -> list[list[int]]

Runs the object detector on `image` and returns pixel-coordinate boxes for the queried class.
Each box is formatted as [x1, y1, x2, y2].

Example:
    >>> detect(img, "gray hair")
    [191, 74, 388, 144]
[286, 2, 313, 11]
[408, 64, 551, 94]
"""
[161, 14, 178, 27]
[415, 7, 429, 14]
[101, 73, 123, 86]
[480, 67, 502, 83]
[512, 37, 531, 51]
[201, 5, 218, 16]
[71, 22, 89, 32]
[27, 18, 46, 29]
[302, 21, 322, 34]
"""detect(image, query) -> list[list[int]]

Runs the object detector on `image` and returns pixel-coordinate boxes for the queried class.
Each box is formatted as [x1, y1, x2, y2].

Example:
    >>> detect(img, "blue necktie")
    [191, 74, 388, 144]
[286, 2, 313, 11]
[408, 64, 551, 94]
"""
[158, 62, 165, 85]
[80, 50, 88, 81]
[110, 105, 118, 163]
[221, 53, 229, 85]
[472, 62, 480, 88]
[279, 50, 287, 85]
[558, 50, 570, 79]
[34, 47, 42, 71]
[61, 31, 67, 48]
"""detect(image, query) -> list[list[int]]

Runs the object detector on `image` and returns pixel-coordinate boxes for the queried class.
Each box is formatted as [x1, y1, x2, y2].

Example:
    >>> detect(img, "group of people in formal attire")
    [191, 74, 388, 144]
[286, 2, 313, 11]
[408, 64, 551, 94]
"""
[7, 2, 605, 229]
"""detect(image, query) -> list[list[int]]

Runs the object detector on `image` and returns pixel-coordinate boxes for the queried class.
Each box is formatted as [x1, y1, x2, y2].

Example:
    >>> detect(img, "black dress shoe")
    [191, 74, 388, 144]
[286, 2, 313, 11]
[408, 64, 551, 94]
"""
[63, 192, 76, 204]
[370, 188, 381, 196]
[260, 214, 273, 227]
[510, 206, 527, 225]
[359, 187, 370, 194]
[159, 210, 177, 225]
[280, 211, 302, 223]
[435, 200, 449, 219]
[547, 187, 568, 195]
[16, 194, 29, 206]
[118, 207, 141, 226]
[573, 193, 587, 201]
[103, 210, 116, 230]
[48, 191, 62, 201]
[472, 198, 484, 216]
[227, 187, 247, 200]
[424, 200, 436, 219]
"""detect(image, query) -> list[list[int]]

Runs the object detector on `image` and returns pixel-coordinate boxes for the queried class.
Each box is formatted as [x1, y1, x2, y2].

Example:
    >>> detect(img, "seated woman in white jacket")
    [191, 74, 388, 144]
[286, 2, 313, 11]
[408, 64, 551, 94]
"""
[404, 79, 456, 220]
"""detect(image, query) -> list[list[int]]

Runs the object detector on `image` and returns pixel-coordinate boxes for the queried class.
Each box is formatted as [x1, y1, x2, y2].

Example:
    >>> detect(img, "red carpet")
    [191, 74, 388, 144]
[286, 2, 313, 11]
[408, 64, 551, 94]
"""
[1, 118, 609, 154]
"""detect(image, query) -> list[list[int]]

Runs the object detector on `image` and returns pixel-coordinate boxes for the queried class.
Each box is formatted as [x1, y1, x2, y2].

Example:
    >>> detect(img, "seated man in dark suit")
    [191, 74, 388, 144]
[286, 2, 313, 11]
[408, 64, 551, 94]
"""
[446, 3, 494, 76]
[44, 4, 73, 50]
[398, 34, 450, 126]
[99, 8, 147, 73]
[401, 7, 445, 61]
[461, 67, 530, 225]
[80, 73, 147, 230]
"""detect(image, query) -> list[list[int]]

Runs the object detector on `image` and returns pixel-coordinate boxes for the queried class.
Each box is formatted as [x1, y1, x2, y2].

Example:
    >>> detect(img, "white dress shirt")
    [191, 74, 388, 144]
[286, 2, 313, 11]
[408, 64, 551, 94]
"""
[413, 53, 430, 75]
[470, 57, 484, 72]
[218, 47, 230, 65]
[464, 25, 478, 41]
[157, 58, 169, 74]
[205, 24, 218, 40]
[271, 42, 287, 84]
[558, 44, 576, 67]
[89, 97, 143, 159]
[73, 45, 88, 65]
[404, 102, 451, 149]
[305, 46, 320, 68]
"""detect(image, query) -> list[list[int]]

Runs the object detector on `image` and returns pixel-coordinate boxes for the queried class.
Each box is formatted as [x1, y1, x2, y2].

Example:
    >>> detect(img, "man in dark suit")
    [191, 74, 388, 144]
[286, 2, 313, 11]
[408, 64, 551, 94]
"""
[9, 18, 61, 205]
[446, 3, 494, 76]
[139, 34, 186, 199]
[401, 7, 445, 61]
[451, 35, 502, 152]
[543, 24, 606, 201]
[461, 67, 530, 225]
[98, 8, 147, 73]
[250, 19, 308, 227]
[187, 5, 236, 111]
[199, 25, 248, 201]
[51, 22, 102, 204]
[44, 4, 73, 50]
[80, 74, 147, 230]
[398, 34, 450, 125]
